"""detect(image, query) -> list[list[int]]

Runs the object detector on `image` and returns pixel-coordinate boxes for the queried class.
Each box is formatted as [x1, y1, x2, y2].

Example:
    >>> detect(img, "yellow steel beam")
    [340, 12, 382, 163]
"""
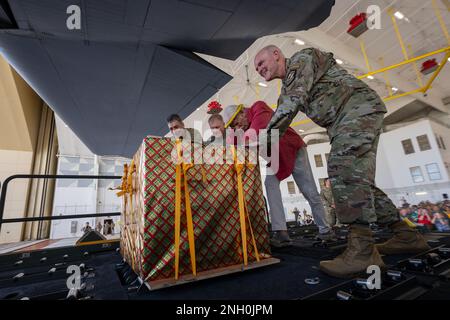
[443, 0, 450, 11]
[388, 8, 409, 61]
[360, 40, 372, 72]
[278, 7, 449, 129]
[382, 88, 425, 102]
[407, 44, 424, 87]
[357, 46, 450, 78]
[76, 239, 119, 247]
[387, 8, 426, 89]
[421, 50, 450, 93]
[285, 47, 449, 128]
[432, 0, 450, 44]
[378, 57, 393, 96]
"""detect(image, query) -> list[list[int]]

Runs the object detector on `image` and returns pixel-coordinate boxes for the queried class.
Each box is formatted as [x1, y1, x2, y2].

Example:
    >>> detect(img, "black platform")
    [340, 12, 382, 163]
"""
[1, 226, 450, 300]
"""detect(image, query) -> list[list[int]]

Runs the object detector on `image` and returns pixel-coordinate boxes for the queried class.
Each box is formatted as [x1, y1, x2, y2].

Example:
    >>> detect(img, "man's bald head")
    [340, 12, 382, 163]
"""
[258, 45, 280, 55]
[254, 45, 286, 81]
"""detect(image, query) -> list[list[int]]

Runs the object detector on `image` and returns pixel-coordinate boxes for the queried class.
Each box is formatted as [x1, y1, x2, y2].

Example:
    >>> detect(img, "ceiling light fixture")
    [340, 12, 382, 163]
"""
[367, 75, 374, 80]
[415, 191, 427, 196]
[336, 59, 343, 65]
[294, 39, 305, 46]
[298, 129, 305, 132]
[392, 87, 398, 92]
[258, 82, 268, 87]
[394, 11, 404, 20]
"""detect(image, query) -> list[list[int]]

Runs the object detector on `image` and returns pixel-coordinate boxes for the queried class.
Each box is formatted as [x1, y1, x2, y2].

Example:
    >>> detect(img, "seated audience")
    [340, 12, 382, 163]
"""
[432, 212, 450, 232]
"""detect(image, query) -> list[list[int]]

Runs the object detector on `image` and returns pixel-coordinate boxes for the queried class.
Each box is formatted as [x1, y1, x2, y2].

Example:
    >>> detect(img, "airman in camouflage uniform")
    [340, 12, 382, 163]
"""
[320, 178, 339, 227]
[254, 45, 430, 278]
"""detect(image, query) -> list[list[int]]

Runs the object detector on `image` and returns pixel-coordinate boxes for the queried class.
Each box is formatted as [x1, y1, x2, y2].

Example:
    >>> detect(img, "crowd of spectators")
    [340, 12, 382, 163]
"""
[399, 199, 450, 232]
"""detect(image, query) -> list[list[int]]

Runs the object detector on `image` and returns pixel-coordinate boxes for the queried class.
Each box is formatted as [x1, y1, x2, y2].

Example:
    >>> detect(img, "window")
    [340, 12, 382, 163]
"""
[440, 136, 446, 150]
[416, 134, 431, 151]
[436, 136, 443, 149]
[314, 154, 323, 167]
[70, 221, 78, 234]
[402, 139, 415, 155]
[409, 166, 424, 183]
[287, 181, 296, 194]
[426, 163, 441, 181]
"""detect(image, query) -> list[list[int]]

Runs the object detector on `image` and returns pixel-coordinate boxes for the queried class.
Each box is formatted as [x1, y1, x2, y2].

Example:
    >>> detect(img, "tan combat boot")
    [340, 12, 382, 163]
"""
[320, 224, 385, 279]
[376, 220, 431, 255]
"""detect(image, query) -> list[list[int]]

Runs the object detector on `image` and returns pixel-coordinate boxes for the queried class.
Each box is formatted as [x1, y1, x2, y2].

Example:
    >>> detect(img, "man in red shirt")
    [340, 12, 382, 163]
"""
[222, 101, 332, 247]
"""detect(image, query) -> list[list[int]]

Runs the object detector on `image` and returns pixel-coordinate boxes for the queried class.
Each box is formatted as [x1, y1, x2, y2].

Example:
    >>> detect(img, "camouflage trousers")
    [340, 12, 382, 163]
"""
[327, 112, 399, 225]
[325, 208, 339, 227]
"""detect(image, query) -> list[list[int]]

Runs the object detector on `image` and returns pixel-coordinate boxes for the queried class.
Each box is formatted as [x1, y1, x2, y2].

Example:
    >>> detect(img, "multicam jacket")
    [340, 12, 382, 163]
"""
[267, 47, 387, 138]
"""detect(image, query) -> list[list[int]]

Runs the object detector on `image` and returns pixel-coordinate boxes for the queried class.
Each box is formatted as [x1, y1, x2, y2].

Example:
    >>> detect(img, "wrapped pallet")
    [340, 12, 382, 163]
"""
[118, 136, 277, 290]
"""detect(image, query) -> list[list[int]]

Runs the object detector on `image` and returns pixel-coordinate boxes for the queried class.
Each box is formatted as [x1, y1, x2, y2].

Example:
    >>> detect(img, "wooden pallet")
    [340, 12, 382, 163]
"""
[144, 257, 280, 291]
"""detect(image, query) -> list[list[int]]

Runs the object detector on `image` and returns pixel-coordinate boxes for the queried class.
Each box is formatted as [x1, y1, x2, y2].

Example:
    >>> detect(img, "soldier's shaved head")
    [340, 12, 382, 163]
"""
[258, 45, 281, 55]
[254, 45, 287, 81]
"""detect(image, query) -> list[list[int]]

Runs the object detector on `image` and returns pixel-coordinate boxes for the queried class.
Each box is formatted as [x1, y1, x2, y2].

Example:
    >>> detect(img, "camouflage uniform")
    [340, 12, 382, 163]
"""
[320, 186, 338, 227]
[267, 47, 399, 226]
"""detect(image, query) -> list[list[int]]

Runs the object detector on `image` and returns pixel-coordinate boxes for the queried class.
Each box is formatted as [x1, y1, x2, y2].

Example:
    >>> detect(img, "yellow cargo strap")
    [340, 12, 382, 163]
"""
[230, 146, 260, 265]
[116, 161, 137, 269]
[201, 168, 207, 183]
[243, 199, 260, 262]
[174, 139, 197, 280]
[116, 161, 136, 215]
[128, 160, 136, 214]
[116, 164, 128, 197]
